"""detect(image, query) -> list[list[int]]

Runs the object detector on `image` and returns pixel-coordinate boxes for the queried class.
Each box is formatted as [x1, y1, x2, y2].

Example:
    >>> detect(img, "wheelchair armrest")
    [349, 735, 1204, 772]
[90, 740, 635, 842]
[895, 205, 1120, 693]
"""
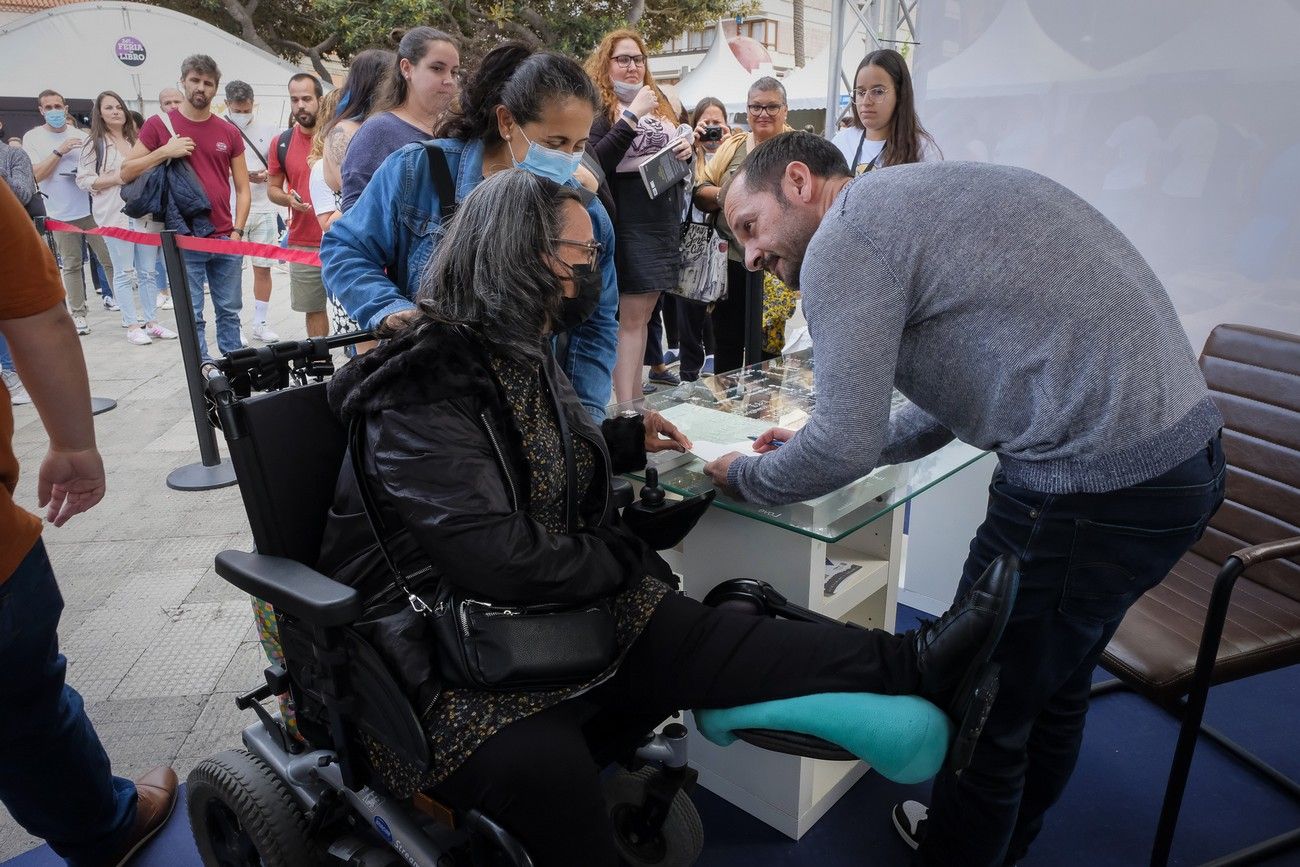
[612, 477, 635, 510]
[215, 550, 361, 628]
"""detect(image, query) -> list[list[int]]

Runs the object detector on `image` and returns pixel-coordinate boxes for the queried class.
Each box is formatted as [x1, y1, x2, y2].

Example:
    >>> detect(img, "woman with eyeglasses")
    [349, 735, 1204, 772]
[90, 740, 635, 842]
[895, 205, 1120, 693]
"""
[584, 28, 695, 404]
[692, 77, 794, 375]
[321, 43, 621, 422]
[832, 48, 940, 175]
[340, 28, 461, 211]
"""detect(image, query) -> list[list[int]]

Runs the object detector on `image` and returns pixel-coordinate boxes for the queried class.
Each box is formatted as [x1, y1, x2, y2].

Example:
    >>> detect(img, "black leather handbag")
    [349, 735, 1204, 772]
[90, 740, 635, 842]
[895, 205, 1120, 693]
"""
[349, 417, 618, 693]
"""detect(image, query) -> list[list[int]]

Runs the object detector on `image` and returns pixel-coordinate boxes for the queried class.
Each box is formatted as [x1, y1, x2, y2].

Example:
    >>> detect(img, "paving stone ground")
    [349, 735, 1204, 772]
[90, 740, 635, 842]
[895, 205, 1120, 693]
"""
[1, 263, 307, 859]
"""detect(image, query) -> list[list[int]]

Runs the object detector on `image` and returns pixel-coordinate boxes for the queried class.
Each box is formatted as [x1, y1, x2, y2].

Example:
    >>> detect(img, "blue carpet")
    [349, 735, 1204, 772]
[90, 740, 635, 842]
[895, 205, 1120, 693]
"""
[7, 605, 1299, 866]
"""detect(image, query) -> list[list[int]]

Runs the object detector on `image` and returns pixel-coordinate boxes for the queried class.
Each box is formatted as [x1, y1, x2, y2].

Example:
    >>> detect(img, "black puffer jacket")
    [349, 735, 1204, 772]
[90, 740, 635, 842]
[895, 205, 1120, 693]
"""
[318, 321, 652, 604]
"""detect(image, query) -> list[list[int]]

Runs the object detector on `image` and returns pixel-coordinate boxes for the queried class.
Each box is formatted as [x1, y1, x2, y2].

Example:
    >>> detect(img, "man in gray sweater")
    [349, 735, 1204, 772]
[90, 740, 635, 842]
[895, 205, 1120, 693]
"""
[707, 132, 1226, 866]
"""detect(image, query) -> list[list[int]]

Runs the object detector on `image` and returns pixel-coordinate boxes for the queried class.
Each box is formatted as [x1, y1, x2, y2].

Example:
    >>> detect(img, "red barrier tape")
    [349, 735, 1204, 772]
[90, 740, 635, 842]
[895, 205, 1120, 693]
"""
[44, 219, 323, 267]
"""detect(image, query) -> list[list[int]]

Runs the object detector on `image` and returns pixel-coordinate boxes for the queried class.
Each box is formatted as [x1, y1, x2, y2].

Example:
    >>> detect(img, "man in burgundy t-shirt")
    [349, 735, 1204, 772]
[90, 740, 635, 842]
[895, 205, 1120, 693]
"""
[122, 53, 250, 360]
[267, 73, 326, 336]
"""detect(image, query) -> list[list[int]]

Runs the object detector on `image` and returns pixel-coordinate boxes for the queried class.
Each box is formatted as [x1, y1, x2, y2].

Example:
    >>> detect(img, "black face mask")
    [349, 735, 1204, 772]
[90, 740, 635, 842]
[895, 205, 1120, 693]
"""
[555, 263, 601, 332]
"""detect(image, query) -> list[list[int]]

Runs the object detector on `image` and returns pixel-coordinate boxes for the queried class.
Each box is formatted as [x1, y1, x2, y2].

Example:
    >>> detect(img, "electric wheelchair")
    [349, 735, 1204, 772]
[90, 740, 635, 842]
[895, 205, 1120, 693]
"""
[187, 334, 1007, 866]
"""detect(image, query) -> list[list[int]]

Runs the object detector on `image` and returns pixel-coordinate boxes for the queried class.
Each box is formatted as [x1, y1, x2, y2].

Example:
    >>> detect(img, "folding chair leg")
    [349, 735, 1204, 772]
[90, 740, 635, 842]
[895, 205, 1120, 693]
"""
[1200, 827, 1300, 867]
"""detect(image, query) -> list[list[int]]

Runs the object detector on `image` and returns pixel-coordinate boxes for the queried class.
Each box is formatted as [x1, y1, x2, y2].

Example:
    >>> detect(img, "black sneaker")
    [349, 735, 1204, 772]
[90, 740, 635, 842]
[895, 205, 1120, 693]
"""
[648, 367, 681, 386]
[892, 800, 928, 850]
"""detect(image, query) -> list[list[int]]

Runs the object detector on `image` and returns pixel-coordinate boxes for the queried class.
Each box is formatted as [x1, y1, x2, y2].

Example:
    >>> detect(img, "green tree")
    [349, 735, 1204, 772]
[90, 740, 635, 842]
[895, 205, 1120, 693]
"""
[148, 0, 753, 79]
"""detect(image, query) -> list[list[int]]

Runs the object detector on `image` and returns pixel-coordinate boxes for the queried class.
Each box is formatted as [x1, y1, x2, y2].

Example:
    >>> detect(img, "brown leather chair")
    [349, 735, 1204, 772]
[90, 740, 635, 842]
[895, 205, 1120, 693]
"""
[1092, 323, 1300, 867]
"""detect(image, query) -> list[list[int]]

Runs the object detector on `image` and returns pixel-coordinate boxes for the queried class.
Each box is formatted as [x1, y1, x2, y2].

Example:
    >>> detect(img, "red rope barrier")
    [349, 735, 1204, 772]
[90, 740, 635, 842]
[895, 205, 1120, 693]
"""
[44, 219, 322, 267]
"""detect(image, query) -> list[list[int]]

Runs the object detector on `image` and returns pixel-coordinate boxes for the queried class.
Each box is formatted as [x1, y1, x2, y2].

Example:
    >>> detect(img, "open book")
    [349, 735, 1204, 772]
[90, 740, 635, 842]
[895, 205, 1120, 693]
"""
[639, 135, 692, 199]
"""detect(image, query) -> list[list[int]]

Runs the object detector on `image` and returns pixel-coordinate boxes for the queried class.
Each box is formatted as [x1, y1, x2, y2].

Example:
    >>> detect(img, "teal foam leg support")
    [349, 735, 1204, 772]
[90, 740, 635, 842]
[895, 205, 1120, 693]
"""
[693, 692, 952, 785]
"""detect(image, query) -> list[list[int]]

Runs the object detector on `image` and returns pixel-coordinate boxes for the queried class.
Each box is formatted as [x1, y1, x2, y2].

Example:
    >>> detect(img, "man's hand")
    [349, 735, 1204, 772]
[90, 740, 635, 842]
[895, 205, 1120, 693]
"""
[643, 410, 691, 453]
[703, 451, 745, 495]
[248, 169, 268, 184]
[162, 136, 196, 159]
[56, 137, 84, 156]
[751, 426, 796, 453]
[38, 447, 106, 527]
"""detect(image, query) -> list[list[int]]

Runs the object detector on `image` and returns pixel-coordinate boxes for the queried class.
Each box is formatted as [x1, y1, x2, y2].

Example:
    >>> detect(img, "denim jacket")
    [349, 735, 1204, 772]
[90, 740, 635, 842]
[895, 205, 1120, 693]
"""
[319, 138, 619, 422]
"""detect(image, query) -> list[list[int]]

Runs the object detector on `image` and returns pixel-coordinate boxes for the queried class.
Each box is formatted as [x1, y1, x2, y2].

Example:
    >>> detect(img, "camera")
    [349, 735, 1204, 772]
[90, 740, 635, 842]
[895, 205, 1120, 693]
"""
[700, 126, 724, 142]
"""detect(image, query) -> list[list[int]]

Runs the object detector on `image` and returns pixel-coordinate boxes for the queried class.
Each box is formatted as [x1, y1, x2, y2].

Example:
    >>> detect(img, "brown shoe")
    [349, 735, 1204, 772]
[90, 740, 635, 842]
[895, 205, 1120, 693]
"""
[105, 766, 179, 866]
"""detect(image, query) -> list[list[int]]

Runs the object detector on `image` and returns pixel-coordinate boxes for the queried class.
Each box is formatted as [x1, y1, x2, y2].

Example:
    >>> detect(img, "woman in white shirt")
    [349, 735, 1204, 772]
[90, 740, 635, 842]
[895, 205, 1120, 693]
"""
[831, 49, 940, 174]
[77, 91, 177, 345]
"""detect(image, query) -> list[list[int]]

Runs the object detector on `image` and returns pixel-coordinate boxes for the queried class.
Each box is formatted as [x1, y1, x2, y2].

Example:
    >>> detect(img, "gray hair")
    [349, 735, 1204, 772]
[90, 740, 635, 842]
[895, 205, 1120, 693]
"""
[748, 76, 787, 104]
[416, 170, 581, 362]
[224, 80, 254, 103]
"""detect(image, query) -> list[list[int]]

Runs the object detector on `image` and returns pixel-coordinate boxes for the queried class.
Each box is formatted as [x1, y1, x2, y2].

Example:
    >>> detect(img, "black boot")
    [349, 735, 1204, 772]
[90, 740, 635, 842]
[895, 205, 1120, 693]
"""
[912, 555, 1019, 772]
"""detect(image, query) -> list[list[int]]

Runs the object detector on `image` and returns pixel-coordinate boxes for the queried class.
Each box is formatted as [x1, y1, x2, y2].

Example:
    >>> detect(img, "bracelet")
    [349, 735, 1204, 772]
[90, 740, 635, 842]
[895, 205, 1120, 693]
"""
[621, 109, 639, 125]
[231, 228, 244, 237]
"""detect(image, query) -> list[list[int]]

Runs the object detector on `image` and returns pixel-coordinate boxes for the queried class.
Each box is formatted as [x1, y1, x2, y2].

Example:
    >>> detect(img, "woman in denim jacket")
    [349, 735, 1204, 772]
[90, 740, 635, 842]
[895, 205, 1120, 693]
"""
[321, 44, 619, 422]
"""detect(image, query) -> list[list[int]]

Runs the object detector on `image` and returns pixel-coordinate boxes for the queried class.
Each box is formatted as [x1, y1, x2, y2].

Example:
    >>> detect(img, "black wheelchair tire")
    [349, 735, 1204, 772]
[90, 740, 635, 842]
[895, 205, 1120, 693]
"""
[187, 749, 316, 867]
[603, 766, 703, 867]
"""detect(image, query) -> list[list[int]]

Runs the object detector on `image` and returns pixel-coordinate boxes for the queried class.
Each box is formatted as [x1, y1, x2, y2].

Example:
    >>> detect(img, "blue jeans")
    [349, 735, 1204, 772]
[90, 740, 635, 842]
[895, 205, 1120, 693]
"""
[103, 225, 159, 327]
[0, 540, 138, 865]
[919, 435, 1226, 866]
[0, 332, 12, 372]
[182, 246, 244, 360]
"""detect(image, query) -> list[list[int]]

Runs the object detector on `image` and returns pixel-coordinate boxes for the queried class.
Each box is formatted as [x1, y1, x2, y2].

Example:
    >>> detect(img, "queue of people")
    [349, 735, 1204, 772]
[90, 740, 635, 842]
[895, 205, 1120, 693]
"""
[0, 29, 1229, 867]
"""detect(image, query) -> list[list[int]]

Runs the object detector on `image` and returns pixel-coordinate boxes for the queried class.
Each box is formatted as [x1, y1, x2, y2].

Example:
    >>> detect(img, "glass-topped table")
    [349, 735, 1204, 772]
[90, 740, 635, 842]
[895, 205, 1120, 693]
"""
[615, 352, 991, 840]
[616, 351, 989, 543]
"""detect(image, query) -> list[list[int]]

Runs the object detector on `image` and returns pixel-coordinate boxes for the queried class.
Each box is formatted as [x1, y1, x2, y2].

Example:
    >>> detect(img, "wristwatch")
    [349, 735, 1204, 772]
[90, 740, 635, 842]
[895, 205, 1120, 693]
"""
[619, 409, 642, 421]
[231, 227, 244, 238]
[621, 109, 639, 126]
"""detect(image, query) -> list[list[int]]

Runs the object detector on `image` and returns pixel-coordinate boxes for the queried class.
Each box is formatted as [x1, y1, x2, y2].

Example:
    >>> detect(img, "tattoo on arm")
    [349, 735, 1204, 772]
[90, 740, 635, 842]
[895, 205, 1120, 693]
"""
[327, 127, 350, 166]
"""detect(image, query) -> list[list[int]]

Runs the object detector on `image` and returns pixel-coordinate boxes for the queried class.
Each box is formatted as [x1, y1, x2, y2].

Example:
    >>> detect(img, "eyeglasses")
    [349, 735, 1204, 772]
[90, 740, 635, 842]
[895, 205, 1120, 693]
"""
[551, 238, 603, 266]
[612, 54, 647, 69]
[747, 103, 785, 116]
[851, 86, 892, 103]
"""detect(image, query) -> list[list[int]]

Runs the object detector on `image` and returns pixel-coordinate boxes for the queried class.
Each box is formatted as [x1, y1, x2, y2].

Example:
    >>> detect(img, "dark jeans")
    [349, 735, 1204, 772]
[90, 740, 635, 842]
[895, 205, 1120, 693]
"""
[712, 260, 763, 375]
[433, 591, 918, 866]
[919, 435, 1226, 866]
[0, 540, 138, 865]
[644, 296, 665, 367]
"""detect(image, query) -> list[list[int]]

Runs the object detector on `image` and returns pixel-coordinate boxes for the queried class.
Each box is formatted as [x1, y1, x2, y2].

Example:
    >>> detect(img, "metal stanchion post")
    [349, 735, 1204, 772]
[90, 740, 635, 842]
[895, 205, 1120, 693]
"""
[742, 269, 765, 375]
[159, 230, 236, 491]
[36, 217, 117, 416]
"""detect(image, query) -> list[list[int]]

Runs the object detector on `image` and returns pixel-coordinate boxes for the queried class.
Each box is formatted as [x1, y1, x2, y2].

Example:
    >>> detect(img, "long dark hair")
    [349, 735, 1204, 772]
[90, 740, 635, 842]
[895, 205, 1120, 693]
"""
[853, 49, 939, 166]
[435, 42, 598, 149]
[373, 27, 458, 115]
[417, 170, 581, 362]
[331, 48, 395, 132]
[87, 90, 138, 148]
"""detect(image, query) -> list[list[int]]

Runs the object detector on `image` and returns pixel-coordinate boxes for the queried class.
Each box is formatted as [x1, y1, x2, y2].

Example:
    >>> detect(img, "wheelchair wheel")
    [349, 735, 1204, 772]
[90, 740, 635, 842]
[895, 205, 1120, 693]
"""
[603, 766, 703, 867]
[187, 749, 315, 867]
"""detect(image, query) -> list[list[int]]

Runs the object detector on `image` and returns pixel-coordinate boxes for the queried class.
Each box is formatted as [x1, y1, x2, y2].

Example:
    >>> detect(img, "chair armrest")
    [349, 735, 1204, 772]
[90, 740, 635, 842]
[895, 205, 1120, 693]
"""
[611, 477, 634, 510]
[215, 550, 361, 628]
[1233, 535, 1300, 569]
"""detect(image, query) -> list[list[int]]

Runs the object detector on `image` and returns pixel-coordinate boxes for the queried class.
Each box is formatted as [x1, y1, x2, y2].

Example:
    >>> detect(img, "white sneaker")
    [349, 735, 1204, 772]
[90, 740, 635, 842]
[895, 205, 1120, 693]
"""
[2, 370, 31, 405]
[891, 800, 928, 851]
[73, 316, 90, 335]
[249, 322, 280, 343]
[145, 323, 178, 340]
[126, 328, 153, 346]
[157, 293, 174, 310]
[103, 295, 120, 311]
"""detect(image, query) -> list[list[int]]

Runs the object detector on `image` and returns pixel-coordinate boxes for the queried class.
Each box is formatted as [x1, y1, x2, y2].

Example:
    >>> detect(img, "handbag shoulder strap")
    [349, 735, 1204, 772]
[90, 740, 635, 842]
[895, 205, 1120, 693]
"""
[159, 110, 178, 139]
[348, 416, 427, 609]
[234, 123, 269, 169]
[421, 142, 457, 222]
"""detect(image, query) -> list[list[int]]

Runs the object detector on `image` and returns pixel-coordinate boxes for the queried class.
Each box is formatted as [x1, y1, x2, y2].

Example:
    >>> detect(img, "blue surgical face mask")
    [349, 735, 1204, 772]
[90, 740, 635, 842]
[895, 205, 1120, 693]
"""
[512, 127, 582, 185]
[44, 109, 67, 129]
[612, 80, 643, 104]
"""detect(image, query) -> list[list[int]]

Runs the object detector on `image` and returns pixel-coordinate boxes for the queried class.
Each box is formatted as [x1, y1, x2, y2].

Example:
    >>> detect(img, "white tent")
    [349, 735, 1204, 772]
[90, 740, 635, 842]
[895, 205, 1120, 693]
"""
[674, 24, 759, 118]
[0, 1, 308, 125]
[783, 40, 863, 112]
[923, 0, 1099, 98]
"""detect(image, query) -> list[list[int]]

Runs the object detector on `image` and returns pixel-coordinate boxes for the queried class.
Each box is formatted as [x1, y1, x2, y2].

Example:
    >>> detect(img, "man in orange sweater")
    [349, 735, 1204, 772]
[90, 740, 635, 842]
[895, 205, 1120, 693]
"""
[0, 182, 178, 866]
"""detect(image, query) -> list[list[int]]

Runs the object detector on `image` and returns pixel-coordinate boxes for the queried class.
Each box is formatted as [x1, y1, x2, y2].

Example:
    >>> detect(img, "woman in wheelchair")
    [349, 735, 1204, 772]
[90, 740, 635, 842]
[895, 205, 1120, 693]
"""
[318, 170, 1014, 866]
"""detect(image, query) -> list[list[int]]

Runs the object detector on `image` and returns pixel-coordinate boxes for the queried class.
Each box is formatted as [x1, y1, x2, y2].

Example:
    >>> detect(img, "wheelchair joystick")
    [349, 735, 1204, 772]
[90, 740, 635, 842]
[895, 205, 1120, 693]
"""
[639, 468, 666, 509]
